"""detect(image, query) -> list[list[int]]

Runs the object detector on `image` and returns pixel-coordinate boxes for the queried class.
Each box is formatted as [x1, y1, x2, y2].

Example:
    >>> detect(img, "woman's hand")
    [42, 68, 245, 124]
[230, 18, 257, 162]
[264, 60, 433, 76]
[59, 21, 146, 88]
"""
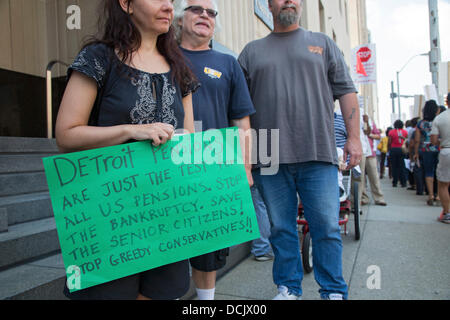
[128, 123, 175, 146]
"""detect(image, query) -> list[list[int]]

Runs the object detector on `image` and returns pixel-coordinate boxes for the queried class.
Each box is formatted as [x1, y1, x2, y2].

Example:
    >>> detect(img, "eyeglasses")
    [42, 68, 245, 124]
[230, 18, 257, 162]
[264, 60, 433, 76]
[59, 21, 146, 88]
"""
[184, 5, 218, 18]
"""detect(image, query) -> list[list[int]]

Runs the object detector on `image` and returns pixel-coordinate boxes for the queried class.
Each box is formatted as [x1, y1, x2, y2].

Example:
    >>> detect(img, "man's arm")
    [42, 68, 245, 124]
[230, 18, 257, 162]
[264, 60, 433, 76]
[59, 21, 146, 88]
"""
[231, 116, 254, 187]
[413, 129, 421, 161]
[339, 93, 363, 169]
[362, 115, 371, 136]
[430, 134, 439, 146]
[430, 119, 440, 146]
[369, 122, 381, 140]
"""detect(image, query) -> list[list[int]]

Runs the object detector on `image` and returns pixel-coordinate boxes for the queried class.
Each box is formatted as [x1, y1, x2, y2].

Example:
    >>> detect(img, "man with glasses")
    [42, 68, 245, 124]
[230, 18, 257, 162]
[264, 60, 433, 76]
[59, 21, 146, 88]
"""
[238, 0, 362, 300]
[174, 0, 265, 300]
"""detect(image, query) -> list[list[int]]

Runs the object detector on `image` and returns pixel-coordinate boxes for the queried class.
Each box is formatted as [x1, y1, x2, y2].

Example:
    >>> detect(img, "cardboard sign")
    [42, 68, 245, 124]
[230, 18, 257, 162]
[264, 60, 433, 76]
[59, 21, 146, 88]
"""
[43, 128, 259, 292]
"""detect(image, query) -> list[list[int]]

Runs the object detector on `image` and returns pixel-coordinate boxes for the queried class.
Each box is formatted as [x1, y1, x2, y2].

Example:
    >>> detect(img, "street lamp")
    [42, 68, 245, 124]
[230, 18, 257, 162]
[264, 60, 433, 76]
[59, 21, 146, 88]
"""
[396, 52, 429, 119]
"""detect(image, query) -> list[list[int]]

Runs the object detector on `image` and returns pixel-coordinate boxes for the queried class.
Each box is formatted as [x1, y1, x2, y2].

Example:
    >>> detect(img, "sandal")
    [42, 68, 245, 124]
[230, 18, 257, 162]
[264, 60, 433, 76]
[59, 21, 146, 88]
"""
[427, 199, 434, 206]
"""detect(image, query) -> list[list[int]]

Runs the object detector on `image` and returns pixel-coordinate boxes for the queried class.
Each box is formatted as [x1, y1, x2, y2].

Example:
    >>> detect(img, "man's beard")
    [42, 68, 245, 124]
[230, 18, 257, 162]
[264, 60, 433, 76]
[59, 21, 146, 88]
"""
[276, 5, 300, 27]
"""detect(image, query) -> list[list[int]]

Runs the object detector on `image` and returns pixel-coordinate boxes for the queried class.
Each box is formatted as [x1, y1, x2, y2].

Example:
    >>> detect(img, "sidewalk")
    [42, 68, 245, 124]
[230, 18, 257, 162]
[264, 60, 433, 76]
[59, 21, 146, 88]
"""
[214, 177, 450, 300]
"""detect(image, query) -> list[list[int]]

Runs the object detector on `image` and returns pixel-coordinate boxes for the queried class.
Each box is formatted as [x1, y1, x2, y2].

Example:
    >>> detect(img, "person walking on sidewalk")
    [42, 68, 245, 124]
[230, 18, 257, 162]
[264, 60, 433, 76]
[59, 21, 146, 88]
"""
[361, 115, 387, 206]
[406, 118, 420, 191]
[431, 93, 450, 224]
[414, 100, 440, 206]
[174, 0, 267, 300]
[388, 120, 408, 188]
[238, 0, 362, 300]
[377, 127, 391, 179]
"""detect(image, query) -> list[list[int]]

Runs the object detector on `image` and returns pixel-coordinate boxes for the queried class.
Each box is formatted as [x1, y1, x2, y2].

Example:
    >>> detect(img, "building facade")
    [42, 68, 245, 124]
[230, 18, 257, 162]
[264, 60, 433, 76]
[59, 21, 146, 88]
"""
[347, 0, 380, 127]
[0, 0, 369, 138]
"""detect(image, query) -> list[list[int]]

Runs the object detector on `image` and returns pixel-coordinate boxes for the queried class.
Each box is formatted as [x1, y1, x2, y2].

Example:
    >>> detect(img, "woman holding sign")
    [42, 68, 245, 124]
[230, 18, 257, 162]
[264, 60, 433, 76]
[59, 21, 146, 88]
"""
[56, 0, 198, 300]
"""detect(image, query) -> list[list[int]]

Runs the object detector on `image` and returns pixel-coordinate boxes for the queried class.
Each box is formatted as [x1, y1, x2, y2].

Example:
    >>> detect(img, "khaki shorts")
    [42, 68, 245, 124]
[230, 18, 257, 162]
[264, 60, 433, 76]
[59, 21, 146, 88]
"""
[437, 149, 450, 182]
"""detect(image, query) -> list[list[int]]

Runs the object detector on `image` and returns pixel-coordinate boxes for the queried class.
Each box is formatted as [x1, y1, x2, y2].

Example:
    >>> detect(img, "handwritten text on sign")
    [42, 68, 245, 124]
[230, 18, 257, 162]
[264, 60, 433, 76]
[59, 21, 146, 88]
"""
[43, 128, 259, 292]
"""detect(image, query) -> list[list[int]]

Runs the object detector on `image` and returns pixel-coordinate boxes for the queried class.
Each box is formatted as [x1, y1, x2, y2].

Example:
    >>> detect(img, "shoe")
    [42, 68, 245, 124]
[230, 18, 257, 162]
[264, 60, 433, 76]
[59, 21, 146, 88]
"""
[375, 201, 387, 206]
[427, 199, 434, 206]
[322, 293, 344, 300]
[437, 212, 450, 224]
[273, 286, 301, 300]
[361, 200, 369, 206]
[443, 215, 450, 224]
[254, 253, 274, 262]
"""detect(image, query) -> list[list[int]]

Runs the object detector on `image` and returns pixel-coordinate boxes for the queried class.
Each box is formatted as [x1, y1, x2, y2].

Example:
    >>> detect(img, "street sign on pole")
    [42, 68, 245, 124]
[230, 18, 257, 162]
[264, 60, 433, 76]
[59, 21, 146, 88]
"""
[351, 44, 377, 84]
[428, 0, 442, 102]
[390, 81, 396, 114]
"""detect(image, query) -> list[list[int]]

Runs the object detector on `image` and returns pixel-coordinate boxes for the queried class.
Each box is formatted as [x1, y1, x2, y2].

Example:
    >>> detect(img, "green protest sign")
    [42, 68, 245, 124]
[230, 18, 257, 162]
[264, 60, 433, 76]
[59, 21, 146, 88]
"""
[43, 128, 259, 292]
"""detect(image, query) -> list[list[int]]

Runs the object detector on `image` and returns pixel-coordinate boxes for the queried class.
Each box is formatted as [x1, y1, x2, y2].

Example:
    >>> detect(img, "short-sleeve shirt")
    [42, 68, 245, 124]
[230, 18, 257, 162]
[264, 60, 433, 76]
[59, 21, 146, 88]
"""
[180, 48, 255, 131]
[238, 28, 357, 166]
[367, 121, 381, 157]
[334, 112, 347, 149]
[68, 43, 195, 129]
[388, 129, 408, 148]
[431, 109, 450, 149]
[417, 120, 439, 152]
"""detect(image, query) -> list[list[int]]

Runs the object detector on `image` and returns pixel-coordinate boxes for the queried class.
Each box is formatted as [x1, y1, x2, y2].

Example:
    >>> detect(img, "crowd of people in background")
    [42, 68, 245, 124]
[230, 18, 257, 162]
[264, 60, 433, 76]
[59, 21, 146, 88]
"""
[376, 93, 450, 224]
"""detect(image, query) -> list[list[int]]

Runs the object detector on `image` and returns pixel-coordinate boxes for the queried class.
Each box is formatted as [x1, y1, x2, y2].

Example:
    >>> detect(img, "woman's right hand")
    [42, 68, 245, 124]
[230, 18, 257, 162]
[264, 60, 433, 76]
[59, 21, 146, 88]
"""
[127, 123, 175, 146]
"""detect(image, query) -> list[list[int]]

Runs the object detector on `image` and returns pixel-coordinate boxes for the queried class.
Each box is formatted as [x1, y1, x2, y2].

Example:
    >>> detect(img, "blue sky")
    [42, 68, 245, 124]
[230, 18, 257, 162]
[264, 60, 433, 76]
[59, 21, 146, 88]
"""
[365, 0, 449, 128]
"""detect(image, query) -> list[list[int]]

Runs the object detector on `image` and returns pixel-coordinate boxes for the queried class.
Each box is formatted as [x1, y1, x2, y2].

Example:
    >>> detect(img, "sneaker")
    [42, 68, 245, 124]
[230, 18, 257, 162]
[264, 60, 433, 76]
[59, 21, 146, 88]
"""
[438, 212, 450, 224]
[273, 286, 301, 300]
[322, 293, 344, 300]
[254, 253, 274, 262]
[443, 215, 450, 224]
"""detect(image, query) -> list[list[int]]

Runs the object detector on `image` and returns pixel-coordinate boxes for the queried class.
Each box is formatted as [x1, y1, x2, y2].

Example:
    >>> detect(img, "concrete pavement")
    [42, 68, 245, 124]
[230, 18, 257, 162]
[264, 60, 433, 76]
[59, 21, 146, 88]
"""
[213, 177, 450, 300]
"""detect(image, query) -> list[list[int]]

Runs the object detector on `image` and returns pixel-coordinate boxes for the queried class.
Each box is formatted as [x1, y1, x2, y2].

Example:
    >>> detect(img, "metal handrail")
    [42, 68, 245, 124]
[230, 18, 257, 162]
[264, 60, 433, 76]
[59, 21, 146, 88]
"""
[46, 60, 69, 139]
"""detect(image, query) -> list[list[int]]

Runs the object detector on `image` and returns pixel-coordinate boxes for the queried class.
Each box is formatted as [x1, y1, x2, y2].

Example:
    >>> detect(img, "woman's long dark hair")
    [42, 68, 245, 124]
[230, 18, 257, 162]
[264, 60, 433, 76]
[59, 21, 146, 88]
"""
[422, 100, 438, 121]
[393, 120, 404, 129]
[84, 0, 196, 93]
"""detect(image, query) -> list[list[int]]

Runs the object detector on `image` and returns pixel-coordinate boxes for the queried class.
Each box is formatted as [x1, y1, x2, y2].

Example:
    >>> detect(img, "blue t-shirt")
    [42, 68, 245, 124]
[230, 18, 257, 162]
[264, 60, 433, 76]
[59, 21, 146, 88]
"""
[180, 48, 255, 131]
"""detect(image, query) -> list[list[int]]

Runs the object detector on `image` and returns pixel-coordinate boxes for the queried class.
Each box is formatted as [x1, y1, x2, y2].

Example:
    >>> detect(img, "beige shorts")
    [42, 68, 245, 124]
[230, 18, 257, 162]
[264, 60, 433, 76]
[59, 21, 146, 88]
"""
[437, 149, 450, 182]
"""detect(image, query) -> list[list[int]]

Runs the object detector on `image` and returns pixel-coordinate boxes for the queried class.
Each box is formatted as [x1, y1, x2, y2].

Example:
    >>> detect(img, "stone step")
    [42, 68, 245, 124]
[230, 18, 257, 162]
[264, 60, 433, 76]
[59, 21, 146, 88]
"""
[0, 192, 53, 226]
[0, 253, 67, 300]
[0, 153, 57, 174]
[0, 217, 60, 269]
[0, 137, 58, 153]
[0, 245, 251, 300]
[0, 172, 49, 197]
[0, 208, 7, 233]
